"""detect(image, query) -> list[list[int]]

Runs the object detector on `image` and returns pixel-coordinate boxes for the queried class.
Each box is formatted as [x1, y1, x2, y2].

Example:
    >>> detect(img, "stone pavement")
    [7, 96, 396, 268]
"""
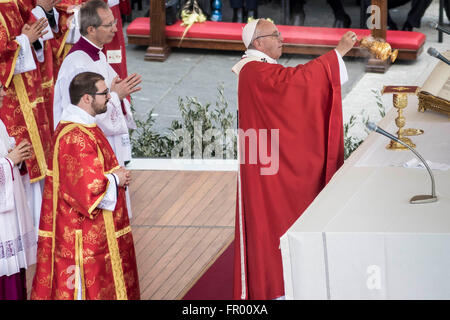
[124, 0, 449, 141]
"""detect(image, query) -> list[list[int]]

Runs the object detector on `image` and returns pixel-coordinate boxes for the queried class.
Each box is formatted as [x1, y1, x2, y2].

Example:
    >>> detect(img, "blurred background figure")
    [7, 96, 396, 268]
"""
[363, 0, 433, 30]
[443, 0, 450, 23]
[289, 0, 351, 27]
[230, 0, 259, 22]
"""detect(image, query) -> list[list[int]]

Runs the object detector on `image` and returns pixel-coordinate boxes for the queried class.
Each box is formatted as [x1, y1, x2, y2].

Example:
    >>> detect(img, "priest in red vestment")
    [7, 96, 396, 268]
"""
[26, 0, 68, 131]
[31, 72, 140, 300]
[231, 19, 357, 300]
[0, 0, 55, 235]
[0, 0, 51, 184]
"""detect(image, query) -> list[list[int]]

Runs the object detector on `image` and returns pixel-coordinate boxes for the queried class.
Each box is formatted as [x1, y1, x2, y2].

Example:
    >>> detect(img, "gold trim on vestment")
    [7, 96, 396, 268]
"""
[50, 124, 80, 286]
[12, 75, 47, 181]
[115, 226, 131, 238]
[97, 144, 104, 166]
[38, 230, 53, 238]
[0, 13, 20, 88]
[74, 230, 86, 300]
[56, 30, 70, 59]
[6, 46, 20, 88]
[86, 138, 107, 214]
[105, 165, 121, 175]
[0, 11, 10, 38]
[103, 210, 128, 300]
[59, 120, 97, 128]
[42, 79, 53, 89]
[62, 43, 73, 60]
[88, 178, 109, 215]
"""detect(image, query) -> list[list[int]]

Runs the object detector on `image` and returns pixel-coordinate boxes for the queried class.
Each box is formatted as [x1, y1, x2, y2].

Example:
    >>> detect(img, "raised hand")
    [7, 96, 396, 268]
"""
[336, 31, 357, 57]
[110, 73, 142, 101]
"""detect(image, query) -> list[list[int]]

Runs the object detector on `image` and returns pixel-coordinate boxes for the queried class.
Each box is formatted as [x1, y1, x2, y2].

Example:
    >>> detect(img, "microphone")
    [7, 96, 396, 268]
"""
[366, 122, 437, 204]
[427, 47, 450, 66]
[430, 22, 450, 35]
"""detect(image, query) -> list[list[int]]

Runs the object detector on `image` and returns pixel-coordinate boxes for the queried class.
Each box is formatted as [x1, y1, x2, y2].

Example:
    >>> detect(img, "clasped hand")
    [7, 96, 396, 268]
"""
[8, 140, 33, 166]
[22, 18, 48, 43]
[113, 166, 131, 188]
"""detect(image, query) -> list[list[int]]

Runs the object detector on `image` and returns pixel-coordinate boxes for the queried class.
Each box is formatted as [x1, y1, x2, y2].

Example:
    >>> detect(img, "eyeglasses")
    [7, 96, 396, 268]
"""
[254, 31, 282, 40]
[92, 88, 109, 96]
[98, 19, 118, 29]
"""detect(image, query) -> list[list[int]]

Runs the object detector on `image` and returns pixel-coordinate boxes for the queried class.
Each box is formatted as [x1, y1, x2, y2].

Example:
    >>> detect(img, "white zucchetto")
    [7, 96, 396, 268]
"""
[242, 19, 260, 48]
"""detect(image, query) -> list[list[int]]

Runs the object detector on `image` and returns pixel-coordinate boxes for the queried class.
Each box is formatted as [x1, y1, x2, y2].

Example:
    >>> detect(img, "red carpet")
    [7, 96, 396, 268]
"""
[182, 240, 234, 300]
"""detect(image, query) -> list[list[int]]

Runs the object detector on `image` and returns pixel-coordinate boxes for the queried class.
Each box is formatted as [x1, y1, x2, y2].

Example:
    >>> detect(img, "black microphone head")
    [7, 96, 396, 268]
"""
[427, 47, 439, 58]
[366, 122, 377, 132]
[429, 22, 438, 29]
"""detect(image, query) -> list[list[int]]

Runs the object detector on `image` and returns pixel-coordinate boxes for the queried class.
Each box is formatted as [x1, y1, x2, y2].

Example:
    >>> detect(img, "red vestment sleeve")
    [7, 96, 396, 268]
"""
[234, 50, 343, 300]
[0, 23, 20, 87]
[57, 127, 109, 218]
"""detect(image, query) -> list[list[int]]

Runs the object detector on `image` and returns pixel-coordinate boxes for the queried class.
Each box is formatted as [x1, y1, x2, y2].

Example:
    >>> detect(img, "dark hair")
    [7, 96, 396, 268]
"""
[69, 72, 105, 105]
[79, 0, 109, 36]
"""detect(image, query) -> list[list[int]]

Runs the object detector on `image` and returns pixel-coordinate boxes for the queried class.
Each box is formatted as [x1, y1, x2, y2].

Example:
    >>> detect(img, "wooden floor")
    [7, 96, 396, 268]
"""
[26, 170, 237, 300]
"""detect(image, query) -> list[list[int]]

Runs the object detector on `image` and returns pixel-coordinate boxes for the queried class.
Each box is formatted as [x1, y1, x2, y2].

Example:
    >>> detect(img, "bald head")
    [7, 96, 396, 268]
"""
[248, 19, 283, 60]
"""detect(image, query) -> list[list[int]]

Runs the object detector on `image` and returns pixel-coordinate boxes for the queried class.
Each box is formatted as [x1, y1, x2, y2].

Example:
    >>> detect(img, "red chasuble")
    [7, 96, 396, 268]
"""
[31, 121, 140, 300]
[0, 0, 52, 183]
[234, 50, 344, 300]
[20, 0, 60, 132]
[53, 0, 84, 77]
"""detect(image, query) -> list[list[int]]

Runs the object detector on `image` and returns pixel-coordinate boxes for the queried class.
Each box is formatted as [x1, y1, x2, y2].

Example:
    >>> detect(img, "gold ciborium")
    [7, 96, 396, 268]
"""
[359, 36, 399, 63]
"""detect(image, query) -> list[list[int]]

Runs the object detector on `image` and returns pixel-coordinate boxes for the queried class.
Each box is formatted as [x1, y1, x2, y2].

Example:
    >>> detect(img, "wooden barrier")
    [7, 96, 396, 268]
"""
[127, 0, 425, 73]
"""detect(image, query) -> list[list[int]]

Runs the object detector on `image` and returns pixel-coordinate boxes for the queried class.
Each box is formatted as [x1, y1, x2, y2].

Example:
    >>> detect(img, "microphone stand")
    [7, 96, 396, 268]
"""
[367, 123, 438, 204]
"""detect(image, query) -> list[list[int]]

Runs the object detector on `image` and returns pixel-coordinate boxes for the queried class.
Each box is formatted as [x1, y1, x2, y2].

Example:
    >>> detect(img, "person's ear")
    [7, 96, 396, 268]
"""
[86, 25, 96, 36]
[81, 93, 92, 104]
[253, 38, 262, 50]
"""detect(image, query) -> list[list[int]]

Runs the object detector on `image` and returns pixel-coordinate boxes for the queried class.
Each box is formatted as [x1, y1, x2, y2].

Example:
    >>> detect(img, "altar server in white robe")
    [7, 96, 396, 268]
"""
[53, 0, 141, 218]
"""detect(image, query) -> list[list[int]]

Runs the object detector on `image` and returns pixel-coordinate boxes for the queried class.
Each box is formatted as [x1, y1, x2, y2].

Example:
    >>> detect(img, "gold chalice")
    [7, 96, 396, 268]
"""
[386, 93, 416, 150]
[358, 36, 399, 63]
[381, 85, 424, 147]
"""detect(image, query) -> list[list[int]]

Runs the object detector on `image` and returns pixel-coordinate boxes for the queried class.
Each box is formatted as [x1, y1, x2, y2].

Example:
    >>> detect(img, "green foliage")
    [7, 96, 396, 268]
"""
[344, 114, 364, 160]
[129, 108, 173, 158]
[132, 87, 386, 161]
[130, 84, 237, 159]
[371, 88, 386, 118]
[343, 88, 386, 160]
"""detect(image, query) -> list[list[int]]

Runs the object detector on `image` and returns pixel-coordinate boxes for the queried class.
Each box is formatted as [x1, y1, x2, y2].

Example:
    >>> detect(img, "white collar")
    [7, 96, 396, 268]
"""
[60, 104, 96, 125]
[82, 35, 103, 50]
[242, 49, 278, 64]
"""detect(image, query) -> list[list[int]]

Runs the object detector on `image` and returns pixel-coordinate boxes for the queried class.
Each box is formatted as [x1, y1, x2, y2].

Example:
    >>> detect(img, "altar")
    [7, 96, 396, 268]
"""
[280, 96, 450, 300]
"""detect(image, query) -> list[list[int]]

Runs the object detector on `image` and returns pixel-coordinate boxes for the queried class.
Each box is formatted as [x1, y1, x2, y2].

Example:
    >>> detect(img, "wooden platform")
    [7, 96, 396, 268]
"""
[26, 170, 237, 300]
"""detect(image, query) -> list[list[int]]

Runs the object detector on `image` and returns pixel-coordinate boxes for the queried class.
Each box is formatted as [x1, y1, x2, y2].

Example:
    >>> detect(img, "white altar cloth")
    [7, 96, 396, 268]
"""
[281, 99, 450, 300]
